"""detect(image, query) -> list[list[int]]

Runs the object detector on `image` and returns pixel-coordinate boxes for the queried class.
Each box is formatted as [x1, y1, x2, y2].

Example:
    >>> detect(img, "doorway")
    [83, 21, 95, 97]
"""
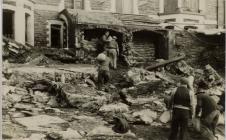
[51, 24, 62, 48]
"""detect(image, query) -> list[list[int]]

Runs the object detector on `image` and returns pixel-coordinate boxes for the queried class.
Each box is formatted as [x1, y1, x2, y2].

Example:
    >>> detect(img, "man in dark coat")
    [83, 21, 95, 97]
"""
[168, 78, 195, 140]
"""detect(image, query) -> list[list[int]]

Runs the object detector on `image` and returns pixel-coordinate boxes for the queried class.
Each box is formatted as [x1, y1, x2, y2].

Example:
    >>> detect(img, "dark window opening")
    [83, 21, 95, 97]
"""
[25, 13, 31, 44]
[184, 26, 198, 30]
[3, 10, 14, 39]
[51, 24, 61, 48]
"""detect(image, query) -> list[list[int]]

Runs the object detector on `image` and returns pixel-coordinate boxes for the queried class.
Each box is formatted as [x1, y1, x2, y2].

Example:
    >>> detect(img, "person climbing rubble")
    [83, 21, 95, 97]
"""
[106, 36, 119, 69]
[168, 78, 195, 140]
[195, 91, 220, 140]
[96, 51, 111, 90]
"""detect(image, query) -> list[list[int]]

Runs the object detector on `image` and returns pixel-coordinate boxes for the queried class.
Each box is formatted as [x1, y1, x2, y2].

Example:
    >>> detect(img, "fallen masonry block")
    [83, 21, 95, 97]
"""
[99, 103, 129, 114]
[132, 109, 157, 125]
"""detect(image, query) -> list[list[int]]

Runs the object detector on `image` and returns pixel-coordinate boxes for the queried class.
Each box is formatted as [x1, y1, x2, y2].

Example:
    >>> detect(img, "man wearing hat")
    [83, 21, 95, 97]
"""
[168, 78, 195, 140]
[107, 36, 119, 69]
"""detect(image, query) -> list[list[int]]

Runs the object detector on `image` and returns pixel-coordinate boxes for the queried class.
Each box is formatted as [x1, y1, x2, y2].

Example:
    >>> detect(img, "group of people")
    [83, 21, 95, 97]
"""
[96, 31, 119, 90]
[167, 76, 222, 140]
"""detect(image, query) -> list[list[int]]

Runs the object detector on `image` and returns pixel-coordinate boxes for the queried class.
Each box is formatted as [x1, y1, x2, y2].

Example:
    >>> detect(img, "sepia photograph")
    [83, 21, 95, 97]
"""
[1, 0, 225, 140]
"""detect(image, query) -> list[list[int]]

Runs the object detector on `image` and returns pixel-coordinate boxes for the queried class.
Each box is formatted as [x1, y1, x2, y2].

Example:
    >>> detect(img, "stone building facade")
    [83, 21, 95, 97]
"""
[2, 0, 225, 63]
[160, 0, 226, 29]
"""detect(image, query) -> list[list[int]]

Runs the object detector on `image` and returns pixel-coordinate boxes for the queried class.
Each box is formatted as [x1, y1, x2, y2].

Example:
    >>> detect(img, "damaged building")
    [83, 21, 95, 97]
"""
[2, 0, 225, 65]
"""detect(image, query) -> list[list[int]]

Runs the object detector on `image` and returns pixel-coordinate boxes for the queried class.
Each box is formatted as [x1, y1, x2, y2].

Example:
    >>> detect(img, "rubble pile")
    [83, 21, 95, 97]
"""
[2, 57, 225, 140]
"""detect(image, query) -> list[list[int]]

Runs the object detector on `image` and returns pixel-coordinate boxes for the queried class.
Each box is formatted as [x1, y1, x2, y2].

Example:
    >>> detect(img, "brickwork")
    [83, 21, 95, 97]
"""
[90, 0, 111, 11]
[34, 9, 59, 48]
[172, 31, 224, 69]
[138, 0, 159, 15]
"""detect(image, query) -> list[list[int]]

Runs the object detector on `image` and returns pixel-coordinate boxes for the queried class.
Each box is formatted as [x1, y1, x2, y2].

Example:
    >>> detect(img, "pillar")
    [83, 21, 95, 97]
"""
[133, 0, 139, 14]
[159, 0, 164, 13]
[84, 0, 91, 11]
[15, 1, 25, 44]
[198, 0, 205, 13]
[177, 0, 182, 12]
[110, 0, 116, 13]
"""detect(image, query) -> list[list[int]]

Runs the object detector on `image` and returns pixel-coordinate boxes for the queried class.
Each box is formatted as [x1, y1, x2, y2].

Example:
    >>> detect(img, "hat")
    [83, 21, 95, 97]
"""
[96, 53, 106, 62]
[112, 36, 117, 40]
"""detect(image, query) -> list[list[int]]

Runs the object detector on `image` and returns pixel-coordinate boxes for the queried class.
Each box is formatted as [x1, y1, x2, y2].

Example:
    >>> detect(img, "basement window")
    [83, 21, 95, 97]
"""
[3, 9, 14, 39]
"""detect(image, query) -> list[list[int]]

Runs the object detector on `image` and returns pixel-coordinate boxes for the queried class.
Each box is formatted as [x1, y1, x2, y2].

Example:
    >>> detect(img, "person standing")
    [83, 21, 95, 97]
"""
[98, 31, 110, 54]
[107, 36, 119, 69]
[168, 78, 195, 140]
[96, 51, 111, 90]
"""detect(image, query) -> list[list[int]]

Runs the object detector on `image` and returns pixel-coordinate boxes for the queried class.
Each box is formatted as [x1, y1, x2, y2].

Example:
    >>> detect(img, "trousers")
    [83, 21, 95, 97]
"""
[169, 108, 190, 140]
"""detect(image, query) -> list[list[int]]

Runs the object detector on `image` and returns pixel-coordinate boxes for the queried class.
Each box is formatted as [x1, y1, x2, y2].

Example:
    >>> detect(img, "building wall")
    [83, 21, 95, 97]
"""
[3, 0, 35, 45]
[171, 31, 225, 71]
[65, 0, 74, 9]
[164, 0, 178, 13]
[34, 0, 61, 6]
[34, 9, 59, 47]
[205, 0, 217, 20]
[138, 0, 159, 15]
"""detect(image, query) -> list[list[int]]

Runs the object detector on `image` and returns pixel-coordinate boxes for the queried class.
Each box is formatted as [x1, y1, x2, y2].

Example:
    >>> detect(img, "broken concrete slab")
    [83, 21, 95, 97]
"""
[57, 128, 83, 140]
[132, 109, 157, 125]
[87, 125, 136, 138]
[28, 133, 46, 140]
[15, 115, 67, 132]
[99, 103, 129, 114]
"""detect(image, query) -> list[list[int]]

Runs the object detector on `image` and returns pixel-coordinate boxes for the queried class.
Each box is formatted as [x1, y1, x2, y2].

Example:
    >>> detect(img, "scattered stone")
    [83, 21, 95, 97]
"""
[15, 115, 67, 131]
[29, 133, 46, 140]
[47, 96, 59, 107]
[57, 128, 83, 140]
[132, 109, 157, 125]
[159, 110, 171, 123]
[44, 107, 63, 114]
[14, 103, 35, 111]
[33, 91, 50, 104]
[87, 125, 136, 138]
[11, 112, 26, 118]
[99, 103, 129, 113]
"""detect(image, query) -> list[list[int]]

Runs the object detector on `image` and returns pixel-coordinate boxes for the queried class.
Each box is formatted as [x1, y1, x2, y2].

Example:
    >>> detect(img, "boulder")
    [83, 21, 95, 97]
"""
[159, 110, 171, 123]
[132, 109, 157, 125]
[33, 91, 50, 104]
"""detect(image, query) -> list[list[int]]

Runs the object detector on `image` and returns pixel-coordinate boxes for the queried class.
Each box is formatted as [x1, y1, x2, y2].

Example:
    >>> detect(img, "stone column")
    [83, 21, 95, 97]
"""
[15, 0, 25, 44]
[84, 0, 91, 11]
[133, 0, 139, 14]
[198, 0, 205, 13]
[159, 0, 164, 13]
[177, 0, 182, 12]
[110, 0, 116, 13]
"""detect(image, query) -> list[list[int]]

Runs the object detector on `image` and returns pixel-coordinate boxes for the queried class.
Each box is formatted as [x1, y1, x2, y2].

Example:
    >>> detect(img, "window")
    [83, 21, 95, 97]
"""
[116, 0, 135, 14]
[3, 10, 14, 39]
[25, 13, 31, 44]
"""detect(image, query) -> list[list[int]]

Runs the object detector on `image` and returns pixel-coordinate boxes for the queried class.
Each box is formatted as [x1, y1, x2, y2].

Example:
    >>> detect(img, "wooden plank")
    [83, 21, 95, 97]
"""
[145, 54, 186, 71]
